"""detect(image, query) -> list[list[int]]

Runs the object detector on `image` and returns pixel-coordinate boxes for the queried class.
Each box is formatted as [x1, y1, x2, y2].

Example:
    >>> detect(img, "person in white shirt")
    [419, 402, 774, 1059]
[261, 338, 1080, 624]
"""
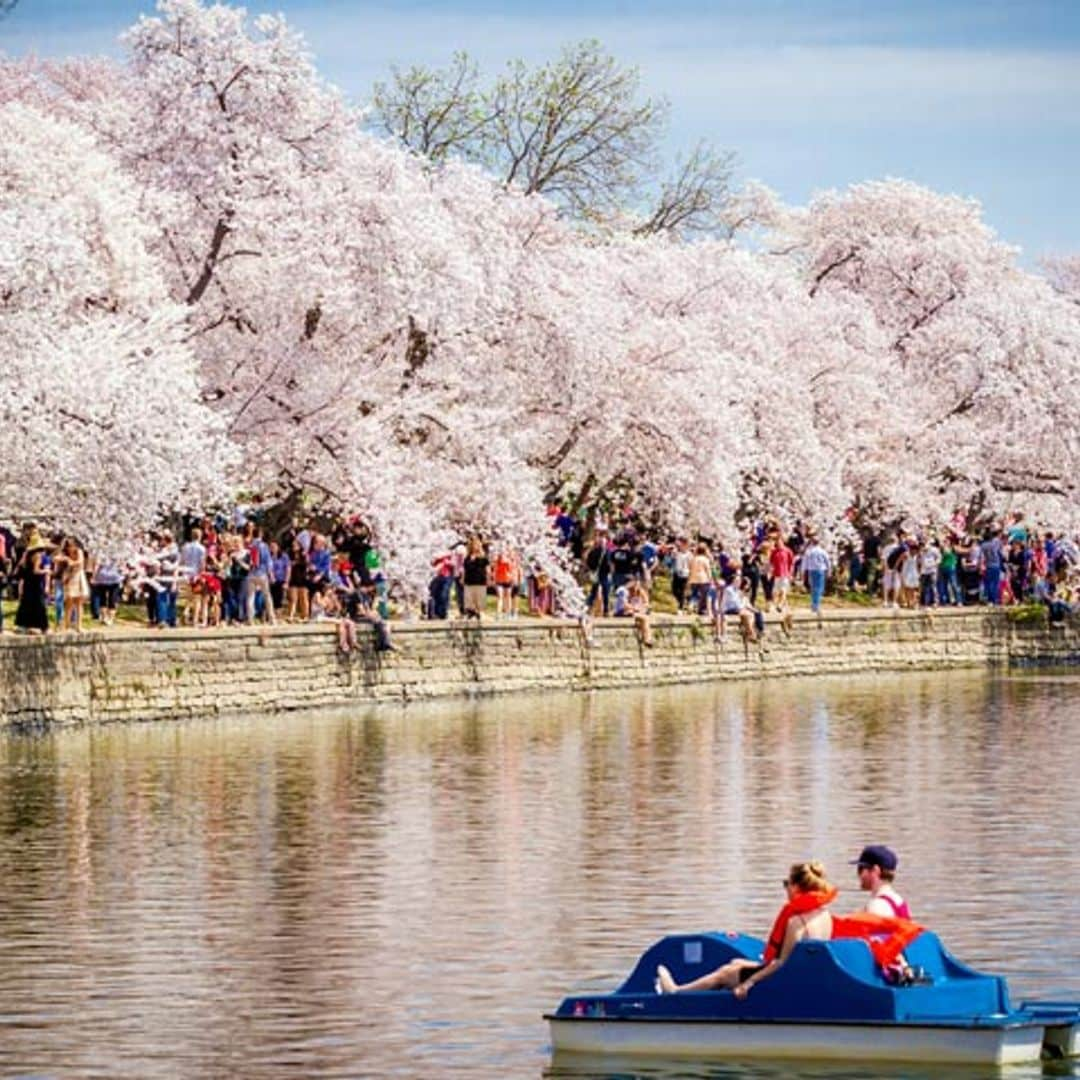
[718, 578, 758, 643]
[179, 527, 208, 626]
[881, 533, 904, 608]
[624, 579, 653, 647]
[918, 539, 941, 607]
[801, 535, 831, 614]
[899, 542, 921, 608]
[152, 531, 181, 628]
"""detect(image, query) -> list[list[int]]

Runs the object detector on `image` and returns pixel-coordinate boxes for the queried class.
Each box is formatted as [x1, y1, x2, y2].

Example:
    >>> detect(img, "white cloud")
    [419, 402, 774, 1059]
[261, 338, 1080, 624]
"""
[4, 0, 1078, 255]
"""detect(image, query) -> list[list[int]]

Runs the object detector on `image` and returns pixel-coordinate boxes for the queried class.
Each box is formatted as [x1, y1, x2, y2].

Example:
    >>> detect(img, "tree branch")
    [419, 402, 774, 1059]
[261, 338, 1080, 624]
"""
[186, 213, 234, 305]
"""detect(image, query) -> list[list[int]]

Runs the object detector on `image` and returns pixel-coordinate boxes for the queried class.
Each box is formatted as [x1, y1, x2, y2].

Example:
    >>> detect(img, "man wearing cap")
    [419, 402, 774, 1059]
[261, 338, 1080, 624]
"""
[852, 844, 911, 919]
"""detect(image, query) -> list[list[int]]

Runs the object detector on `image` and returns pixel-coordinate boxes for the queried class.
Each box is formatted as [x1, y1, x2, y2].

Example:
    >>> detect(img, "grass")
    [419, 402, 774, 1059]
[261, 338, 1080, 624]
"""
[0, 597, 150, 631]
[835, 588, 880, 607]
[643, 579, 880, 616]
[1005, 603, 1048, 626]
[1, 579, 1036, 632]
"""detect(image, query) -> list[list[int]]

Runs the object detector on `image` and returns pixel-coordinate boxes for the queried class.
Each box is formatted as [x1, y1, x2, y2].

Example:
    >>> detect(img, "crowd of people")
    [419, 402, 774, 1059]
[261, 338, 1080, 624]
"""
[839, 514, 1079, 617]
[1, 506, 1077, 643]
[575, 509, 1079, 627]
[0, 514, 395, 653]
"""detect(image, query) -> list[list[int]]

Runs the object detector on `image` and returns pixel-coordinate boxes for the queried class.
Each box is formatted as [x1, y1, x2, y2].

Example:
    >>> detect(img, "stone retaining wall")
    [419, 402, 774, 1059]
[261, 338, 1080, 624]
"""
[1, 610, 1077, 729]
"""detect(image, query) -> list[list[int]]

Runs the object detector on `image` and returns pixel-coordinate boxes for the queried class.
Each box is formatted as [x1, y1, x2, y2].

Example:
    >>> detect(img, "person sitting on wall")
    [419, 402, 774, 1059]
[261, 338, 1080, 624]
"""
[623, 578, 653, 647]
[717, 576, 763, 644]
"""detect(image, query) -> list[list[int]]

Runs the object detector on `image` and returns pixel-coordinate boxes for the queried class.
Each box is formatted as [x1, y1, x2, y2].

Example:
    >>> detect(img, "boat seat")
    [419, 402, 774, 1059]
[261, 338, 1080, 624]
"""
[614, 931, 1011, 1023]
[617, 931, 762, 994]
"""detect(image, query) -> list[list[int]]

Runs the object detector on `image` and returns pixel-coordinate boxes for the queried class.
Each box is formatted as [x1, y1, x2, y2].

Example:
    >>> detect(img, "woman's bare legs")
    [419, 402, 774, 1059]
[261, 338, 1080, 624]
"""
[337, 618, 357, 654]
[656, 958, 758, 994]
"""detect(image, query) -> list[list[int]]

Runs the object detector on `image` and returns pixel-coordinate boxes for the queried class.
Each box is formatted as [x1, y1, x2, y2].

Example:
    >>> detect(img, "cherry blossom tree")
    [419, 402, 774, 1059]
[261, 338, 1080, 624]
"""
[0, 101, 231, 546]
[773, 179, 1080, 526]
[35, 1, 578, 594]
[5, 2, 1078, 595]
[1043, 255, 1080, 305]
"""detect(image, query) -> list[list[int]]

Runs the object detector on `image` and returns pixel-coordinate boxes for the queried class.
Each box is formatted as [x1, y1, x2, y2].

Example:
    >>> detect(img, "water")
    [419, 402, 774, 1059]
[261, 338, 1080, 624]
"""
[0, 670, 1077, 1079]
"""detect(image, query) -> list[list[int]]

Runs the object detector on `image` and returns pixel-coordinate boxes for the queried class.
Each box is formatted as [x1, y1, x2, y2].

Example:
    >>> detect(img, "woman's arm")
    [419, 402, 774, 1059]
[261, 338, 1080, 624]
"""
[734, 917, 803, 999]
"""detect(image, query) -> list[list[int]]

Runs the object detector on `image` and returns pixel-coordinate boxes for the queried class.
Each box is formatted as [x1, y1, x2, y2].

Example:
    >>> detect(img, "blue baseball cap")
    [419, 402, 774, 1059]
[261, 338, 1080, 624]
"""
[851, 844, 898, 871]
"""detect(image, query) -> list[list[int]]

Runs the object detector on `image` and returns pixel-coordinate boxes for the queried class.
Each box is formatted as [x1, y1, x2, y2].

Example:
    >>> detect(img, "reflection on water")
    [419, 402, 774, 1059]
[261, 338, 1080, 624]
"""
[0, 670, 1078, 1078]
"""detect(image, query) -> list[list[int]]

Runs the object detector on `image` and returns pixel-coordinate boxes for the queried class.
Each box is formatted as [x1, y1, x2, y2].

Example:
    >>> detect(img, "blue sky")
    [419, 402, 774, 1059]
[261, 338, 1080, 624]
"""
[4, 0, 1079, 261]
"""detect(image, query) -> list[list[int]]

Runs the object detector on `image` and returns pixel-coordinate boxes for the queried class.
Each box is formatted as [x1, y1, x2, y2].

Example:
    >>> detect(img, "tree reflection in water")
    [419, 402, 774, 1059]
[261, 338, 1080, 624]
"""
[0, 670, 1077, 1078]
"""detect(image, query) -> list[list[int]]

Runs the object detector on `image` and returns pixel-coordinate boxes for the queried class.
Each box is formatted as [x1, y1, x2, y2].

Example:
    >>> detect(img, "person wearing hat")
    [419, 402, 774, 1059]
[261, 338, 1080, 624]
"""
[15, 527, 51, 634]
[851, 844, 930, 985]
[852, 844, 911, 919]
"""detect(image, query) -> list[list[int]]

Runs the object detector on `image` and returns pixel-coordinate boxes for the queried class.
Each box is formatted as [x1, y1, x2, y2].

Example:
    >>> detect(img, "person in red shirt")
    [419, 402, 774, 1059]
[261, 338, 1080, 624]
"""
[492, 544, 518, 618]
[770, 538, 795, 611]
[429, 551, 454, 619]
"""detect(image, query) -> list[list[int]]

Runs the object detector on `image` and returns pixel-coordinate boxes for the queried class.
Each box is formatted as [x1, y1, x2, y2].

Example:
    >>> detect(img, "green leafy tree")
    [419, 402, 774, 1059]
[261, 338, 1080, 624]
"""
[372, 40, 739, 237]
[371, 51, 494, 163]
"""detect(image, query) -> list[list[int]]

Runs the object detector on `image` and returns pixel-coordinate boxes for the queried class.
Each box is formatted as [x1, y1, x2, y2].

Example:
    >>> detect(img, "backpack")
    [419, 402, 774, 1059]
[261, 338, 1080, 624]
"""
[230, 550, 250, 580]
[586, 545, 607, 573]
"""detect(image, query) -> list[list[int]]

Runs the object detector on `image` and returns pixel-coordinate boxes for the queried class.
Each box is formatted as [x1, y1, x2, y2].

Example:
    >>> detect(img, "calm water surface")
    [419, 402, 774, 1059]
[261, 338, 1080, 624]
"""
[0, 670, 1078, 1079]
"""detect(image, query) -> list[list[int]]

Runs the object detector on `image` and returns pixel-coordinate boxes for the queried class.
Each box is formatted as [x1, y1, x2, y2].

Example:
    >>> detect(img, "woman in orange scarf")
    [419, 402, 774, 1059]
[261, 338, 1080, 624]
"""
[657, 861, 836, 999]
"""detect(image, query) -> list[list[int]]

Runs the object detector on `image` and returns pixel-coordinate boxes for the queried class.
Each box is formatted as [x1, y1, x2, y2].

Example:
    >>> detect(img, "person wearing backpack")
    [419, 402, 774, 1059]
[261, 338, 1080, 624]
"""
[244, 526, 276, 624]
[881, 533, 905, 608]
[585, 532, 612, 617]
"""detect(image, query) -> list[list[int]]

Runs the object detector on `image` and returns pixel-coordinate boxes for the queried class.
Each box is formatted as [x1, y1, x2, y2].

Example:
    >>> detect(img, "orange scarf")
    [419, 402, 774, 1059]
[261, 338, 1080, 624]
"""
[763, 887, 837, 963]
[831, 911, 925, 970]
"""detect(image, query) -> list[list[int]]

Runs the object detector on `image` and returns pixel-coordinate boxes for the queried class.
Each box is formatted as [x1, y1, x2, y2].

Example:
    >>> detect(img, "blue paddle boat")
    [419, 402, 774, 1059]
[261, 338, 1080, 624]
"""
[547, 931, 1080, 1065]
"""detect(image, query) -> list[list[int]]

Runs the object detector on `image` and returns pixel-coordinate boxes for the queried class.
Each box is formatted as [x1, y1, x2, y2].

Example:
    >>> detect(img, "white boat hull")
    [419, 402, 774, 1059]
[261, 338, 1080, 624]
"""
[1044, 1021, 1080, 1058]
[549, 1018, 1046, 1065]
